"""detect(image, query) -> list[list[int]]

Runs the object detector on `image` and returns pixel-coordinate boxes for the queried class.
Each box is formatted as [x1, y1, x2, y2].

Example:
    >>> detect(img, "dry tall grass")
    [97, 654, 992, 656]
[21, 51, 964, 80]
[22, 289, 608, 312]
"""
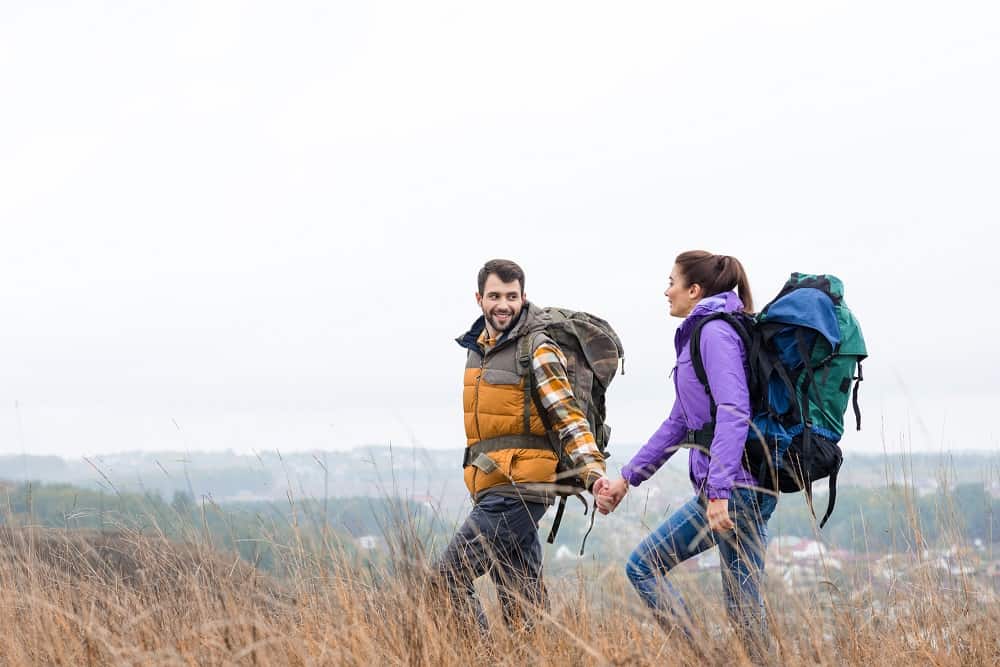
[0, 489, 998, 667]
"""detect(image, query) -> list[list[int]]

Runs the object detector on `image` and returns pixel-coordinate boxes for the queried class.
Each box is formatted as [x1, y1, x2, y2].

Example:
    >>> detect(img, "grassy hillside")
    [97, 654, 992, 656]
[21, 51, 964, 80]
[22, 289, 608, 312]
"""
[0, 494, 997, 665]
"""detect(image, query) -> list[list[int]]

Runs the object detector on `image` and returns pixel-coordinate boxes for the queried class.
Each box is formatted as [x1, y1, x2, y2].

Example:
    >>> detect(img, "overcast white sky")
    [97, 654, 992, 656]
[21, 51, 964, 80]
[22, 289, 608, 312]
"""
[0, 1, 997, 463]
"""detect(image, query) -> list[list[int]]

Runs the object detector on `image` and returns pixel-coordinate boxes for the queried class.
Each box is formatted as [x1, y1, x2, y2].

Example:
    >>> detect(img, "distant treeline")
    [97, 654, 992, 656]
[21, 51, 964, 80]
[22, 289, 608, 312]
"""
[0, 481, 445, 576]
[0, 448, 996, 510]
[2, 477, 997, 571]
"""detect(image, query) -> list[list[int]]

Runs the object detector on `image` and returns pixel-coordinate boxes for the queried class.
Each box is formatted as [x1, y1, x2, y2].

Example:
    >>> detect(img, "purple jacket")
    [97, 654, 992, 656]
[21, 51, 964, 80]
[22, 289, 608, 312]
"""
[621, 292, 755, 499]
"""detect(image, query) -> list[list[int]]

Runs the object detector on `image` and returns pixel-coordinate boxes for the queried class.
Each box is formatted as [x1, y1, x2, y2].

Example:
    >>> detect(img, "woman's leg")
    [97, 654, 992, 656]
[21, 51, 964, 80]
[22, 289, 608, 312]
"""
[716, 488, 778, 658]
[625, 495, 717, 631]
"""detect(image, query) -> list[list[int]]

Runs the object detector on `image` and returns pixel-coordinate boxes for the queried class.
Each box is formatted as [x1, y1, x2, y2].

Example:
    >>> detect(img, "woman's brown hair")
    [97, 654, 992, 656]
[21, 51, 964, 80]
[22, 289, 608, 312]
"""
[674, 250, 754, 312]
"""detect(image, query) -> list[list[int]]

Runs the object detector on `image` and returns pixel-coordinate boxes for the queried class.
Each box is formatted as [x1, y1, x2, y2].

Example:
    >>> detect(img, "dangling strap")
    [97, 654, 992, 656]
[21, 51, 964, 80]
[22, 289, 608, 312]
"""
[802, 466, 817, 524]
[546, 493, 588, 544]
[819, 466, 838, 528]
[579, 496, 597, 556]
[852, 361, 864, 431]
[547, 496, 567, 544]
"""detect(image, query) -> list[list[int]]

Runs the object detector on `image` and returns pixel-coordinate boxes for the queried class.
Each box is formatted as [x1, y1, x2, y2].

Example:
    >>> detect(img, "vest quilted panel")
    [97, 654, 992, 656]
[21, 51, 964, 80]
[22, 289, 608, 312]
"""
[461, 305, 557, 496]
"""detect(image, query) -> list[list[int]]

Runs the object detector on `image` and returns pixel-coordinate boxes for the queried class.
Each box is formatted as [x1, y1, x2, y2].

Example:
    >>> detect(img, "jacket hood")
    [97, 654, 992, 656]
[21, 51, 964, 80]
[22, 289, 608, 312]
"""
[676, 292, 745, 346]
[691, 291, 744, 317]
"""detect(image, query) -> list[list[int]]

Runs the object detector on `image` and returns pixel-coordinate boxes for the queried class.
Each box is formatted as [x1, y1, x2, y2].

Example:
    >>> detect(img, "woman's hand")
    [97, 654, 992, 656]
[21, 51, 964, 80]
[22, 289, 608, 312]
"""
[707, 497, 734, 532]
[596, 477, 628, 515]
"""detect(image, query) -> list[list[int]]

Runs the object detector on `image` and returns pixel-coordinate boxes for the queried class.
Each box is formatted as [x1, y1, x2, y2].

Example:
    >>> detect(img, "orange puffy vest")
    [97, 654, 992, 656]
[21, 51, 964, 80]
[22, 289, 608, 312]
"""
[458, 304, 558, 499]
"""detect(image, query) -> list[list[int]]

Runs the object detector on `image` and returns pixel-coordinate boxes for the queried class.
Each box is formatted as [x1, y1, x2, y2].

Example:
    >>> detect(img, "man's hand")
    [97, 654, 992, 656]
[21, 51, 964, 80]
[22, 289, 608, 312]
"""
[707, 497, 734, 533]
[595, 477, 628, 515]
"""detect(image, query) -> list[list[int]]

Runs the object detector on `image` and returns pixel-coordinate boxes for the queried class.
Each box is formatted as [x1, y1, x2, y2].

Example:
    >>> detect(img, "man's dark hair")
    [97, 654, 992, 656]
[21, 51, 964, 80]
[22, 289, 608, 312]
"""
[477, 259, 525, 294]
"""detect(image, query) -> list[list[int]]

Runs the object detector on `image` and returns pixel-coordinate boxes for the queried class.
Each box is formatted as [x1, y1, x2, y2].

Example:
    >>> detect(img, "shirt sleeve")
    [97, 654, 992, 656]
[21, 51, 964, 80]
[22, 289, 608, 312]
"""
[531, 340, 606, 490]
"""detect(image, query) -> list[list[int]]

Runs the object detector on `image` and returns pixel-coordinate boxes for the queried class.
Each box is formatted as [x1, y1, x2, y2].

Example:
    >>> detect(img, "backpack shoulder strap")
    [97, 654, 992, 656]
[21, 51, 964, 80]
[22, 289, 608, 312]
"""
[517, 330, 561, 437]
[689, 312, 752, 409]
[517, 320, 556, 361]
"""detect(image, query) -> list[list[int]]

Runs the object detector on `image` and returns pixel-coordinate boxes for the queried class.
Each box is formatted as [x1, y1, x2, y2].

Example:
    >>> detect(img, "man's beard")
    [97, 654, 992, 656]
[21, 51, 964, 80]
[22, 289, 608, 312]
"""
[487, 307, 518, 333]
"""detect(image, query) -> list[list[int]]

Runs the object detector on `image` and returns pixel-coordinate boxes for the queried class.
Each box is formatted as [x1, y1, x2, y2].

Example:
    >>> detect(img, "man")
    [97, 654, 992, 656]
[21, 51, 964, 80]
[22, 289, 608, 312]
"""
[436, 258, 611, 632]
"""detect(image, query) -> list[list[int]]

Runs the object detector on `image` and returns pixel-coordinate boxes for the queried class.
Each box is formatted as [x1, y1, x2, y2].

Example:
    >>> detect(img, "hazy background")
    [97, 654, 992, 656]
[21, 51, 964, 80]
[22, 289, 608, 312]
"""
[1, 1, 997, 465]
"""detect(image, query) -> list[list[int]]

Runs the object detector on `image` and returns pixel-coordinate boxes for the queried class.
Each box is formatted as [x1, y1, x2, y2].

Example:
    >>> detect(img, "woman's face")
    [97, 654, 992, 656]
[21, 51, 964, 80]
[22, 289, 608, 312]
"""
[665, 264, 702, 318]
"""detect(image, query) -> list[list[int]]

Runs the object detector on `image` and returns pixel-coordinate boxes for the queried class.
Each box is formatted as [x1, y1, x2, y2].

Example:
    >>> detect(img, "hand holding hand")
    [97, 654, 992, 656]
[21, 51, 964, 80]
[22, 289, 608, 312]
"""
[595, 477, 628, 515]
[706, 497, 734, 533]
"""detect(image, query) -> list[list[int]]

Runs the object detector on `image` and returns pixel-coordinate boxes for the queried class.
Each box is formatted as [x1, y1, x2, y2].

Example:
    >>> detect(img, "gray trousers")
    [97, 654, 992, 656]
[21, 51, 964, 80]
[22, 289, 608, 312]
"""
[435, 493, 549, 631]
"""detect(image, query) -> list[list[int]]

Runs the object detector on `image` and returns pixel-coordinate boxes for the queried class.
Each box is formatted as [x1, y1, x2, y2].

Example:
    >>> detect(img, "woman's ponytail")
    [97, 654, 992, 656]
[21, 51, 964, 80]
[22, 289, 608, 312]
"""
[727, 255, 754, 313]
[675, 250, 754, 313]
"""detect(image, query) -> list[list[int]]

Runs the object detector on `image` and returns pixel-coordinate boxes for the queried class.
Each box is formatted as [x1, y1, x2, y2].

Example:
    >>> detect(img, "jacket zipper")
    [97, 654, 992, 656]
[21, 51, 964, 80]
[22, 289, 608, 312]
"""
[472, 333, 515, 441]
[672, 365, 692, 426]
[467, 328, 519, 494]
[470, 352, 490, 496]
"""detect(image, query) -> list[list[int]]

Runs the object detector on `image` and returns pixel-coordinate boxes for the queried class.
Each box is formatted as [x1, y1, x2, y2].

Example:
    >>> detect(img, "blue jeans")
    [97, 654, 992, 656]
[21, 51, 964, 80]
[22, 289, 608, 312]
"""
[625, 488, 777, 649]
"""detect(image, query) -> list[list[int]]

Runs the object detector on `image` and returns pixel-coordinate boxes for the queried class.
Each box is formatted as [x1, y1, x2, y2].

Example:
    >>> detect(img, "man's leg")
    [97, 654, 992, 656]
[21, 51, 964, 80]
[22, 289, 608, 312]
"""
[434, 502, 496, 632]
[487, 497, 548, 631]
[625, 495, 717, 633]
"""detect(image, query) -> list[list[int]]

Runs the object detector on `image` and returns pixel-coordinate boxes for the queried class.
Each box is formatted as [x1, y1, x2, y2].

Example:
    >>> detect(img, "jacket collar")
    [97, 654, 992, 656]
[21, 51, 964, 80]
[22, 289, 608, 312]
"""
[675, 291, 744, 346]
[456, 302, 535, 353]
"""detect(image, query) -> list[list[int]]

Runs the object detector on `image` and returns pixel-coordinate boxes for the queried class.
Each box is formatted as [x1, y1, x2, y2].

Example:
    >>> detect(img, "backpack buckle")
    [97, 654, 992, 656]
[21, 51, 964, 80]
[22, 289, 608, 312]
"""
[516, 337, 533, 369]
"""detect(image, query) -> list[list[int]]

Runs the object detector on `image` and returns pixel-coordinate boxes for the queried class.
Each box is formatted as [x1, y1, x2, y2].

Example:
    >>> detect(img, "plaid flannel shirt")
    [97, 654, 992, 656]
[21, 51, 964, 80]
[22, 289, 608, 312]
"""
[530, 341, 607, 489]
[478, 330, 606, 489]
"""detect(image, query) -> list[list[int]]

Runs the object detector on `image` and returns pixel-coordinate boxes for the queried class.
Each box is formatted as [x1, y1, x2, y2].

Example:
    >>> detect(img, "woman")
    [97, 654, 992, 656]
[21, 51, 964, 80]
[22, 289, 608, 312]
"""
[598, 250, 776, 655]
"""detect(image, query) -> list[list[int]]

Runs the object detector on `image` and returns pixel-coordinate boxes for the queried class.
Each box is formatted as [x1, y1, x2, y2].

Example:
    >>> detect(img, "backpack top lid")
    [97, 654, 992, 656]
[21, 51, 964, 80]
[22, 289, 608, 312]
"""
[526, 307, 624, 389]
[761, 288, 841, 347]
[760, 273, 867, 359]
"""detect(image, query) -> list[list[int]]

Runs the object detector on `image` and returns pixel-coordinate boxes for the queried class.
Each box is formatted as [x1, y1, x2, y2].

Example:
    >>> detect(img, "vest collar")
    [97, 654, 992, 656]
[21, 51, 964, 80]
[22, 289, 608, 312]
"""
[456, 302, 537, 353]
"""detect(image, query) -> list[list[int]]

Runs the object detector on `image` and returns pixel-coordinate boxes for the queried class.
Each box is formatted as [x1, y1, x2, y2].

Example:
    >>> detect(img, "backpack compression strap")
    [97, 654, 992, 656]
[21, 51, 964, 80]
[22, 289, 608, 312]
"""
[790, 328, 843, 530]
[793, 328, 818, 514]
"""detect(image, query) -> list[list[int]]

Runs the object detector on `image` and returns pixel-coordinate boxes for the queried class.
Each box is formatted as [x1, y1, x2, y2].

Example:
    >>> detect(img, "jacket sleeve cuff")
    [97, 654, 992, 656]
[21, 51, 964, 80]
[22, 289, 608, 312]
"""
[619, 465, 637, 487]
[622, 463, 643, 486]
[705, 485, 731, 500]
[583, 469, 604, 492]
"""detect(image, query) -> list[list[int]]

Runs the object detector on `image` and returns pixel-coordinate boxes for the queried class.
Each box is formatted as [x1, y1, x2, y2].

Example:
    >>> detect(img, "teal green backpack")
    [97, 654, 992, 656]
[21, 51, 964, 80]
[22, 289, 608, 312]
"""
[691, 273, 867, 527]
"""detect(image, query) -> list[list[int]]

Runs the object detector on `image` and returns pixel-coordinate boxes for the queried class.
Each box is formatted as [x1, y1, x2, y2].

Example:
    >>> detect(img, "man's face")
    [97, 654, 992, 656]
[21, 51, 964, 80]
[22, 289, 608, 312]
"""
[476, 273, 525, 336]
